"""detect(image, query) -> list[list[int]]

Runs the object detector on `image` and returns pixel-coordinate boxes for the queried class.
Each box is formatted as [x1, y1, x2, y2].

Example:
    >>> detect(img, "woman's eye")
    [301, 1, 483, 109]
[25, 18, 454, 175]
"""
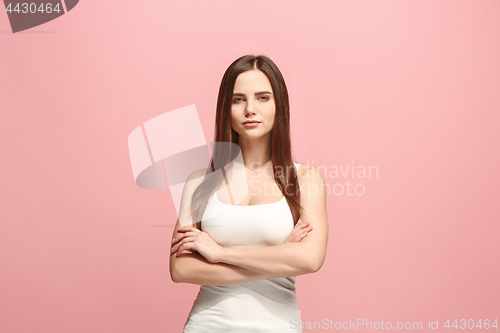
[259, 96, 269, 101]
[233, 98, 243, 103]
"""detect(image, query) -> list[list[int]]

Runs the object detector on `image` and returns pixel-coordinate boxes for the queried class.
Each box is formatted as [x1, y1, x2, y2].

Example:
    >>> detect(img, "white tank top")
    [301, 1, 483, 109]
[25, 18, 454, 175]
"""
[183, 162, 302, 333]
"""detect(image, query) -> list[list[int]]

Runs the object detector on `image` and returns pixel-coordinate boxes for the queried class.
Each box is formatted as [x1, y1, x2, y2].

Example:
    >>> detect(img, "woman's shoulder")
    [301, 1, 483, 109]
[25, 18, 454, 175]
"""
[292, 162, 301, 176]
[183, 167, 208, 193]
[293, 162, 322, 180]
[187, 167, 207, 180]
[293, 161, 303, 175]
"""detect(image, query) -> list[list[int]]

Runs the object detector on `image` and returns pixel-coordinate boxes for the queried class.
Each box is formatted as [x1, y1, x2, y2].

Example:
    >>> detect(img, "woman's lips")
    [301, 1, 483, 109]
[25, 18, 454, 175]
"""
[243, 122, 260, 127]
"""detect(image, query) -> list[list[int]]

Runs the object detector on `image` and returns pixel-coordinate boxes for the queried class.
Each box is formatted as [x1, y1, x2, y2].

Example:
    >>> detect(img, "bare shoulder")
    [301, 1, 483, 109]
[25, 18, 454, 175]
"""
[183, 167, 208, 191]
[296, 164, 325, 182]
[187, 167, 207, 182]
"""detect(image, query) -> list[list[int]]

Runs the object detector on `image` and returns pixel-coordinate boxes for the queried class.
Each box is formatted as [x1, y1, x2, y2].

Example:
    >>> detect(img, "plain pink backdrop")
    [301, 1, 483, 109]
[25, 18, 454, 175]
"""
[1, 1, 499, 332]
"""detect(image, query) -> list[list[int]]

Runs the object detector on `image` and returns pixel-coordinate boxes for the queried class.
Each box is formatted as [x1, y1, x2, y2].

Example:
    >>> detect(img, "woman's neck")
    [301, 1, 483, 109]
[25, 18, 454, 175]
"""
[238, 134, 272, 170]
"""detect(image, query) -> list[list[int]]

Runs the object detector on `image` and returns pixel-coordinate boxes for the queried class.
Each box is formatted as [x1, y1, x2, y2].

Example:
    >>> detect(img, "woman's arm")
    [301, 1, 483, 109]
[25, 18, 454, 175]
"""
[169, 168, 313, 286]
[173, 166, 329, 279]
[169, 168, 254, 285]
[171, 219, 313, 285]
[220, 166, 328, 276]
[170, 223, 268, 286]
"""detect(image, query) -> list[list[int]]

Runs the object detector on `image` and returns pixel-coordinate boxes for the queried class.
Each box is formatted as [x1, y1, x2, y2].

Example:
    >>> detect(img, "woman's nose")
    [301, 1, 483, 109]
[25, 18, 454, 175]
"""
[245, 99, 256, 114]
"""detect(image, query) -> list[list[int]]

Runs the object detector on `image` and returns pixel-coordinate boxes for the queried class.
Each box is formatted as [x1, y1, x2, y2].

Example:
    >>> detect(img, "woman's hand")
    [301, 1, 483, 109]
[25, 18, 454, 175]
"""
[283, 220, 312, 243]
[171, 227, 224, 263]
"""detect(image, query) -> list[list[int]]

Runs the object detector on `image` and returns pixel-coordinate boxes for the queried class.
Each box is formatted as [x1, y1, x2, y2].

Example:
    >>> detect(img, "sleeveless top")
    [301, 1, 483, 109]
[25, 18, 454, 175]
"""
[182, 162, 303, 333]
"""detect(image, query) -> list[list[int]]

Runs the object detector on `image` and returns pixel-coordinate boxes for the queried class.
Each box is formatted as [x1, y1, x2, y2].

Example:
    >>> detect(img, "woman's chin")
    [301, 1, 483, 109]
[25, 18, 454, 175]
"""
[239, 132, 272, 140]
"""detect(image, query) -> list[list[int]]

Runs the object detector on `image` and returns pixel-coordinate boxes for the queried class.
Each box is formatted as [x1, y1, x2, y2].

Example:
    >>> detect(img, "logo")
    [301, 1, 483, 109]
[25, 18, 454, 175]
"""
[128, 105, 247, 227]
[3, 0, 78, 33]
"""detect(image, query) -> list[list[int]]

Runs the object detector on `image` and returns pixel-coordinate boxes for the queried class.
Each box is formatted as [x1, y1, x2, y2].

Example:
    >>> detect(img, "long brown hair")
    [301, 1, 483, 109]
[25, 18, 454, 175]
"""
[191, 55, 303, 229]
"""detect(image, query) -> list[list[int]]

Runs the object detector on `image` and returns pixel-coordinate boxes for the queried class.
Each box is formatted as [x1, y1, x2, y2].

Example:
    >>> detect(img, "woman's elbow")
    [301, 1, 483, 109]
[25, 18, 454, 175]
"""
[308, 260, 323, 273]
[298, 245, 325, 274]
[308, 253, 326, 273]
[170, 270, 181, 283]
[169, 258, 184, 283]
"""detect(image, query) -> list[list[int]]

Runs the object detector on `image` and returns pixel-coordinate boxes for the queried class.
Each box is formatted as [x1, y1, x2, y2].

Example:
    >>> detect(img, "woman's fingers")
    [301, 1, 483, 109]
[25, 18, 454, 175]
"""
[291, 225, 312, 243]
[176, 243, 194, 257]
[285, 220, 312, 243]
[291, 231, 307, 243]
[172, 231, 198, 245]
[171, 236, 196, 254]
[294, 221, 311, 234]
[283, 220, 312, 243]
[297, 220, 310, 229]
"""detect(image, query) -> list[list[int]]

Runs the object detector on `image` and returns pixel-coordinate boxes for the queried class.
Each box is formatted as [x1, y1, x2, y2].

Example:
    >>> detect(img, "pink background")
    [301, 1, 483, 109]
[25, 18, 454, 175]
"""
[1, 0, 499, 332]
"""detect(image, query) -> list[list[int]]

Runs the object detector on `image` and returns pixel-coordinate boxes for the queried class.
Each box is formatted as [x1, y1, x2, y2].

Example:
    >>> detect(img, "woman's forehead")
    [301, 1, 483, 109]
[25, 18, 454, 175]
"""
[233, 70, 273, 92]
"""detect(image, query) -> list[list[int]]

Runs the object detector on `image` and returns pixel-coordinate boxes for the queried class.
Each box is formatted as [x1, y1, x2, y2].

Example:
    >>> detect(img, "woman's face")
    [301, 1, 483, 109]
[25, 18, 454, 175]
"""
[231, 69, 276, 141]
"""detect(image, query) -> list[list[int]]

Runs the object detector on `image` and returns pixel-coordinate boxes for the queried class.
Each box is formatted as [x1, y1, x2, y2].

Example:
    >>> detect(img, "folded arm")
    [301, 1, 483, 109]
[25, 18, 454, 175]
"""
[169, 168, 269, 285]
[171, 220, 314, 285]
[170, 248, 268, 285]
[216, 166, 328, 277]
[170, 166, 328, 284]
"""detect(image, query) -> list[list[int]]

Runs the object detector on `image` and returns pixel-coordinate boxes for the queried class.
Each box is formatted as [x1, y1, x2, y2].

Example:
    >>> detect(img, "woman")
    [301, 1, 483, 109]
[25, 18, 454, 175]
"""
[169, 55, 328, 332]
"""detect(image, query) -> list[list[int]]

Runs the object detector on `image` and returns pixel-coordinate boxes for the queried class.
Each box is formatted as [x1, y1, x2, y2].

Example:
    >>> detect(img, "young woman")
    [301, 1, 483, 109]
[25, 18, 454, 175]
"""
[169, 55, 328, 332]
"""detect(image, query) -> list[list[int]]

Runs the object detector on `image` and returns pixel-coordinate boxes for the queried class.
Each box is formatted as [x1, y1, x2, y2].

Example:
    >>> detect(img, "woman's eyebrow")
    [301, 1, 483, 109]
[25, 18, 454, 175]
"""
[232, 91, 273, 96]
